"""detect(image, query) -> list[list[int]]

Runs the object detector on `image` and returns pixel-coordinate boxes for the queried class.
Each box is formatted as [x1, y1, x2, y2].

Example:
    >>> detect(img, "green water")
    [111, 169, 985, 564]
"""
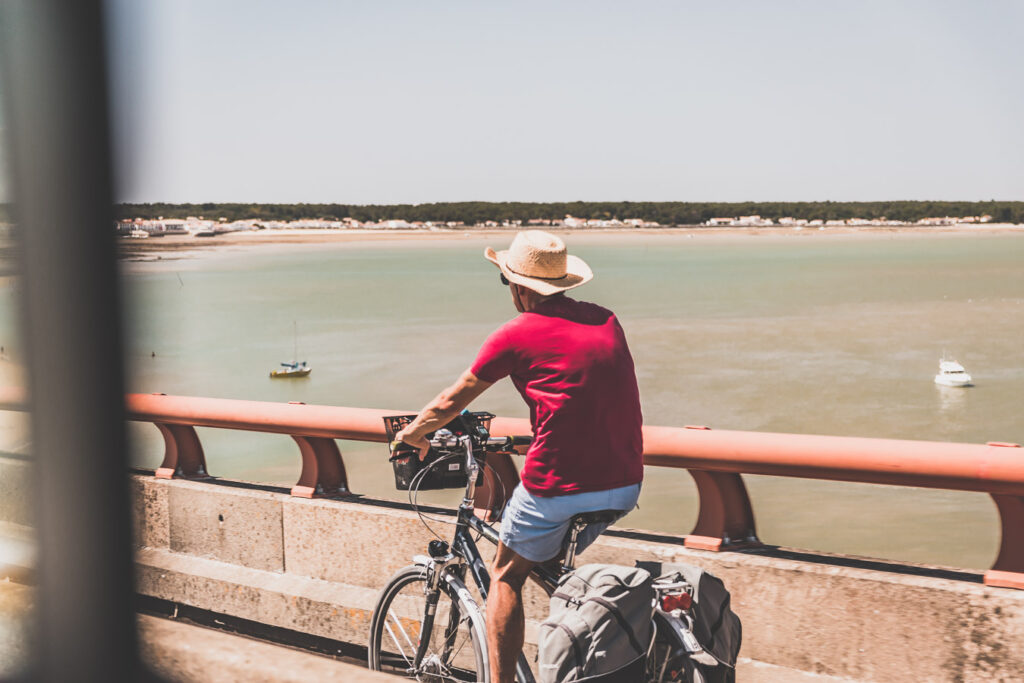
[7, 232, 1024, 569]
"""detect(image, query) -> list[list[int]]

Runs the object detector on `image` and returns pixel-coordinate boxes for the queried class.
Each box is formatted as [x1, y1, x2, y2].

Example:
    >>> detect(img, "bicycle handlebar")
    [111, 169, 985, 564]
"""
[426, 432, 531, 451]
[389, 432, 532, 458]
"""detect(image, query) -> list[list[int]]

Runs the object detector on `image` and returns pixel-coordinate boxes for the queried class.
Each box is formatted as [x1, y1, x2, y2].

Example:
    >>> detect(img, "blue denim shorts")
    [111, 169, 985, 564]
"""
[498, 483, 641, 563]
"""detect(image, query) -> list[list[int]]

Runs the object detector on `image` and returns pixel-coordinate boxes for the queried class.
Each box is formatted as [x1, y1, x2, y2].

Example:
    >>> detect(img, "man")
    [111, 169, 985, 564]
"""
[395, 230, 644, 682]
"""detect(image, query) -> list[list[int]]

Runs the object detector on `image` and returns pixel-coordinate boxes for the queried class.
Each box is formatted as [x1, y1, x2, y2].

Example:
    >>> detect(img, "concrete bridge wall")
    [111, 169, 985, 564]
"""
[3, 456, 1024, 682]
[128, 472, 1024, 682]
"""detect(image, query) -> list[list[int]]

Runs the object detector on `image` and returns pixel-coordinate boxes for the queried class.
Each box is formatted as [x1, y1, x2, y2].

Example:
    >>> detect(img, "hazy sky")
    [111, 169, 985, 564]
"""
[106, 0, 1024, 204]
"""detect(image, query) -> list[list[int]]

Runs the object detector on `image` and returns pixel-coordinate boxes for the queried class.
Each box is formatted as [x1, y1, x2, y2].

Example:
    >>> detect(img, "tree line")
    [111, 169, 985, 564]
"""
[102, 200, 1023, 226]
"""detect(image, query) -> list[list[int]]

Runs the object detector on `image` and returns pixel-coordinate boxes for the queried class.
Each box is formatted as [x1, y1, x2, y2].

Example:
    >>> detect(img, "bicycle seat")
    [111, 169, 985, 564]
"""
[571, 509, 623, 526]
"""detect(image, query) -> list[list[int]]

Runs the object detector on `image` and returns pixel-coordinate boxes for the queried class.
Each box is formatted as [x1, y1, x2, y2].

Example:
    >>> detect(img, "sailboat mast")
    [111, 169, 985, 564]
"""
[293, 320, 298, 361]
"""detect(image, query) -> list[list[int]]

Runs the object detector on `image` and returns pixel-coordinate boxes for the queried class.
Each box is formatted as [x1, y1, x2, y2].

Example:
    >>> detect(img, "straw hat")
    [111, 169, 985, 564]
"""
[484, 230, 593, 296]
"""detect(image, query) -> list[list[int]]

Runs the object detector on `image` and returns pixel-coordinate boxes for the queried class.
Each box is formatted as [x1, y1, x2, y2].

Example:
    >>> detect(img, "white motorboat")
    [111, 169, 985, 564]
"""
[934, 359, 972, 387]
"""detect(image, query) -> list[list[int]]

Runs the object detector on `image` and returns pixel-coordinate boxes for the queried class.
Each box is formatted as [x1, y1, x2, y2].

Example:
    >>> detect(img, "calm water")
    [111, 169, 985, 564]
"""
[6, 231, 1024, 569]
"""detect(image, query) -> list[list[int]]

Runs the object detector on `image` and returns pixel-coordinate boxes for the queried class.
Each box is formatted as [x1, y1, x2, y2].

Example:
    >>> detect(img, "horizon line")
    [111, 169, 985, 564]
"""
[114, 199, 1024, 206]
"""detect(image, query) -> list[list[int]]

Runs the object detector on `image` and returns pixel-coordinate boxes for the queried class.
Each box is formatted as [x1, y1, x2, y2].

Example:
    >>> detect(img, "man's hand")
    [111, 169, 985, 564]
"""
[393, 428, 431, 461]
[394, 369, 494, 461]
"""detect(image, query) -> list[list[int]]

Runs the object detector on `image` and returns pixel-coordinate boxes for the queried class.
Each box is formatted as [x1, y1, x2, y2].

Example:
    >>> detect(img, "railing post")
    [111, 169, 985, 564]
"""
[983, 442, 1024, 590]
[291, 435, 350, 498]
[685, 470, 760, 551]
[986, 493, 1024, 590]
[154, 423, 209, 479]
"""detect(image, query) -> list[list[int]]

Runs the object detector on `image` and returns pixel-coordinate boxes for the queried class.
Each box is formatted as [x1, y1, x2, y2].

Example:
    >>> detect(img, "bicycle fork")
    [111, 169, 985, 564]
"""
[412, 545, 464, 671]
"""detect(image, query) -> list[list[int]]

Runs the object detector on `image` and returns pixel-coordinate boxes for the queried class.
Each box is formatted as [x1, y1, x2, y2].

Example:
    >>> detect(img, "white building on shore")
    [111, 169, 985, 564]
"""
[705, 217, 736, 226]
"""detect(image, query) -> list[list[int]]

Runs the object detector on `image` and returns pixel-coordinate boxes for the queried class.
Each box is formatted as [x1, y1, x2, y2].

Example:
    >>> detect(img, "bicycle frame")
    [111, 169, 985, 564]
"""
[410, 433, 562, 683]
[400, 428, 699, 683]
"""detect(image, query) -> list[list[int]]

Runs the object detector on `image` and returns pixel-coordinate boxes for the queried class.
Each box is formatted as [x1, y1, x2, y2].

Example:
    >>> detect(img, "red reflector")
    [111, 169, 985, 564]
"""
[661, 593, 692, 611]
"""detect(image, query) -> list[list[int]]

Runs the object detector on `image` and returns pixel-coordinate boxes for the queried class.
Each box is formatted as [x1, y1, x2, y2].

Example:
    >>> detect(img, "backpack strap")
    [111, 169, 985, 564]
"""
[556, 623, 585, 678]
[550, 591, 582, 607]
[587, 596, 645, 655]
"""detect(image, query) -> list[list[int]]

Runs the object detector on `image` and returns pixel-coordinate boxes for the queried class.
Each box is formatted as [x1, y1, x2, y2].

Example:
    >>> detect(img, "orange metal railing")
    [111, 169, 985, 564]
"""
[3, 389, 1022, 589]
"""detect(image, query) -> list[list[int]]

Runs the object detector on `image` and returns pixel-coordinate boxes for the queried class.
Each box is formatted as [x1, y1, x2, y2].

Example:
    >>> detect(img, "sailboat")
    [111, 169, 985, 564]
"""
[270, 321, 312, 378]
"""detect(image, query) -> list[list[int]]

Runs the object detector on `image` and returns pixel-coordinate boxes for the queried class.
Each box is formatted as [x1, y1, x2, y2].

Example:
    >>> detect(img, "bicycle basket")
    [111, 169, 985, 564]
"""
[383, 412, 494, 491]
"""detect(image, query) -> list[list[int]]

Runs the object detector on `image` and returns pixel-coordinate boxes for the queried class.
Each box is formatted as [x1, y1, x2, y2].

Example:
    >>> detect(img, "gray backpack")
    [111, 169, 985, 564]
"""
[639, 561, 742, 683]
[537, 564, 655, 682]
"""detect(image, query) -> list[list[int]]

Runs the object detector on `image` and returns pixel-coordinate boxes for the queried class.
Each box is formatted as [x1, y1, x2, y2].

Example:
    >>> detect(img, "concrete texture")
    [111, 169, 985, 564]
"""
[4, 455, 1021, 683]
[136, 547, 377, 645]
[138, 614, 395, 682]
[127, 473, 1024, 683]
[131, 476, 169, 550]
[737, 658, 870, 683]
[167, 481, 285, 573]
[587, 534, 1024, 683]
[282, 497, 429, 585]
[0, 456, 32, 528]
[0, 521, 34, 583]
[0, 578, 866, 683]
[0, 578, 32, 680]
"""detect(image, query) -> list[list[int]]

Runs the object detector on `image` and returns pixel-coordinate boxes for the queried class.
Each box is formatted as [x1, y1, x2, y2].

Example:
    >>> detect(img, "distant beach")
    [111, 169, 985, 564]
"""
[116, 224, 1024, 260]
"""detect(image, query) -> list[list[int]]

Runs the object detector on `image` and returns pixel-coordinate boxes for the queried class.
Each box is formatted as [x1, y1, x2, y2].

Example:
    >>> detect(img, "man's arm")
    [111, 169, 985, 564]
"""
[395, 368, 494, 457]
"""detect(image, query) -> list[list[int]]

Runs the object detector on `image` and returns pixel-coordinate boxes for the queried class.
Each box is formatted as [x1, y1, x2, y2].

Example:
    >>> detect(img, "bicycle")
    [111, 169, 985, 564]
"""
[367, 410, 712, 683]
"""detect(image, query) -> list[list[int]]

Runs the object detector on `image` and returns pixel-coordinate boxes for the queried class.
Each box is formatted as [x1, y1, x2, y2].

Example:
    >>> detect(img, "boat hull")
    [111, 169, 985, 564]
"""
[270, 368, 311, 378]
[935, 375, 972, 387]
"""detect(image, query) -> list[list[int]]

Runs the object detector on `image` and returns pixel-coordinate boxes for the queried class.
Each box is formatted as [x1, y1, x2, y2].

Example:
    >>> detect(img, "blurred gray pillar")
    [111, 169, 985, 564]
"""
[0, 1, 142, 681]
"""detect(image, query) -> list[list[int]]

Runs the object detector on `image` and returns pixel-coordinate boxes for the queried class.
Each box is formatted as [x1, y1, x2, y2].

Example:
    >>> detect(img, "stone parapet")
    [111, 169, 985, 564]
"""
[126, 473, 1024, 682]
[0, 455, 32, 528]
[3, 453, 1024, 683]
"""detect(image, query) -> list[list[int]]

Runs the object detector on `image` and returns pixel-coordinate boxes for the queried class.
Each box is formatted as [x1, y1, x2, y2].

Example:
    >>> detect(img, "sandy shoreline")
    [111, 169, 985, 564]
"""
[116, 224, 1024, 259]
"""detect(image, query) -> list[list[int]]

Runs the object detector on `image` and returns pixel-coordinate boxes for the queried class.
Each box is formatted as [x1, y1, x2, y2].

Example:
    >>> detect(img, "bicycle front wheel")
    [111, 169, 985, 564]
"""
[368, 564, 489, 682]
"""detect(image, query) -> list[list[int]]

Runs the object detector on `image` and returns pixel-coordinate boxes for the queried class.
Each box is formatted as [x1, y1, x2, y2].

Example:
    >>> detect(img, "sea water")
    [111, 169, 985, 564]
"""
[5, 231, 1024, 568]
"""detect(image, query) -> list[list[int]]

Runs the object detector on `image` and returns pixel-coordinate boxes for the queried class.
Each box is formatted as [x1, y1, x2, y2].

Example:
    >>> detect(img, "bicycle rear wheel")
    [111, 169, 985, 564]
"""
[368, 564, 488, 682]
[645, 616, 700, 683]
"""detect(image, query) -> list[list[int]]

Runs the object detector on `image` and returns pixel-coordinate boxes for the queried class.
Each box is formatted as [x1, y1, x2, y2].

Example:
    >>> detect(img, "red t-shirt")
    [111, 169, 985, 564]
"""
[471, 296, 644, 496]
